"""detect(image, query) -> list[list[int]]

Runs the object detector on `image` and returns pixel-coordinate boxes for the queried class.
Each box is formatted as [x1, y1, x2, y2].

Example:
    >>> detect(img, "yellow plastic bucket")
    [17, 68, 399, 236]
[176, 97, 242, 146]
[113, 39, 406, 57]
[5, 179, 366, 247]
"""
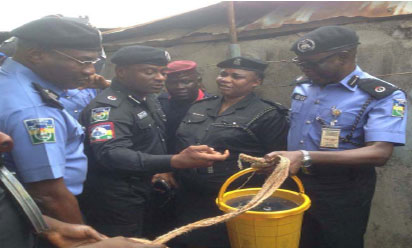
[216, 168, 311, 248]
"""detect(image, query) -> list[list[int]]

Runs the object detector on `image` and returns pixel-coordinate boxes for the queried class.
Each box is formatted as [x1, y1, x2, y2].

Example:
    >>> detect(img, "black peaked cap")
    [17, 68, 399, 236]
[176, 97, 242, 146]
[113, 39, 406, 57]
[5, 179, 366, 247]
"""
[217, 56, 268, 73]
[11, 17, 101, 50]
[291, 26, 360, 56]
[111, 45, 171, 66]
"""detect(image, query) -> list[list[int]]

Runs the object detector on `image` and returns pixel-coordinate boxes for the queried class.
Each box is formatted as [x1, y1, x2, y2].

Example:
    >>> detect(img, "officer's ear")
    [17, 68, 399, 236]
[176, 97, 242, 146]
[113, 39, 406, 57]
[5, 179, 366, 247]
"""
[196, 76, 202, 86]
[115, 65, 128, 79]
[252, 72, 263, 87]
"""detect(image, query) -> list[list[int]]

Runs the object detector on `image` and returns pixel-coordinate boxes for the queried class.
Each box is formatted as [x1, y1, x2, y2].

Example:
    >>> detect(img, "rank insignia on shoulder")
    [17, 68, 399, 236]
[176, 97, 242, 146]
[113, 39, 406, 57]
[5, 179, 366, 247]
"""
[24, 118, 56, 144]
[292, 93, 307, 101]
[91, 107, 111, 123]
[375, 86, 386, 93]
[89, 122, 115, 143]
[392, 99, 406, 117]
[137, 111, 148, 119]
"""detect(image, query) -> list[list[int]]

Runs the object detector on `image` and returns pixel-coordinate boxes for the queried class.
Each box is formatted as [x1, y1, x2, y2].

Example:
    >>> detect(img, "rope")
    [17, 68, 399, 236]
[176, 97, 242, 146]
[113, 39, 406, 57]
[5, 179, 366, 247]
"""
[130, 154, 290, 245]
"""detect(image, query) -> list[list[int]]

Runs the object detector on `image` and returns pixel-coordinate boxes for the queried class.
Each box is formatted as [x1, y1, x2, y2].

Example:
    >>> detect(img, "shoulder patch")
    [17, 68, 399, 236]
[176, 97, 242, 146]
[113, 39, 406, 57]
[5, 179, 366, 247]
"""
[392, 99, 406, 117]
[358, 78, 404, 100]
[89, 122, 115, 143]
[24, 118, 56, 144]
[91, 107, 111, 123]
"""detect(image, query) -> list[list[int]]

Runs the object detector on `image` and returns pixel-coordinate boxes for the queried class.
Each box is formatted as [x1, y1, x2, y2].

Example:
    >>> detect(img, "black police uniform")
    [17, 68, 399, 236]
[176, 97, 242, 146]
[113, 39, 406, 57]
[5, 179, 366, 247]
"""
[158, 91, 210, 153]
[79, 79, 172, 237]
[172, 93, 289, 247]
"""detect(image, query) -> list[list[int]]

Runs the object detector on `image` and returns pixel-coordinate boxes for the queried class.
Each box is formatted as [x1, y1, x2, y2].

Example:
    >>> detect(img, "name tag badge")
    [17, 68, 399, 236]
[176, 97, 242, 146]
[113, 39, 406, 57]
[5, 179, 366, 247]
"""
[292, 93, 307, 101]
[137, 111, 148, 119]
[320, 127, 341, 149]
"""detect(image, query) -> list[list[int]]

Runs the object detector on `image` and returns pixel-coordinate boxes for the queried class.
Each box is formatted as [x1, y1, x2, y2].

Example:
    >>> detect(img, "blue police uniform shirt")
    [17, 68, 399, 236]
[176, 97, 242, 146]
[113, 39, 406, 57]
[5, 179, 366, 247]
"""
[288, 66, 407, 151]
[0, 58, 87, 195]
[60, 88, 97, 120]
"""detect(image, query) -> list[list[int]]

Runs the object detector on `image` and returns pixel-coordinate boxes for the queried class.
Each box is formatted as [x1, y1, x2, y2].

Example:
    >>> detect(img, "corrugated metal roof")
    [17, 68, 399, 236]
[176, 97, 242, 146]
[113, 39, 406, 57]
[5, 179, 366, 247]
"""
[240, 1, 412, 31]
[102, 1, 412, 49]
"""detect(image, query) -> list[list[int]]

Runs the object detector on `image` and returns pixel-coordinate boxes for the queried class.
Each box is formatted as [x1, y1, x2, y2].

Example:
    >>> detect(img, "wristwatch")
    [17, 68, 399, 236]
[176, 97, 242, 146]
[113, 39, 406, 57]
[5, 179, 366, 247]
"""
[299, 150, 312, 175]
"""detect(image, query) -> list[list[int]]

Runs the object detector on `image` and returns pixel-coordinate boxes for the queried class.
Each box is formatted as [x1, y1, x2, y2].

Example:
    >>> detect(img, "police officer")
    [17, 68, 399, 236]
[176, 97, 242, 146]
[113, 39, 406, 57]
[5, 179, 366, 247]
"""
[172, 57, 289, 247]
[265, 26, 407, 247]
[0, 17, 103, 224]
[158, 60, 209, 154]
[79, 45, 229, 238]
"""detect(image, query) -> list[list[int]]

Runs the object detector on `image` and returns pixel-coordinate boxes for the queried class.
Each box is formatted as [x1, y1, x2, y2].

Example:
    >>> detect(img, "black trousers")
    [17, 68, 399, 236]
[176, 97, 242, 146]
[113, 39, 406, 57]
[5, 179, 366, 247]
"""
[282, 167, 377, 248]
[79, 174, 150, 237]
[169, 187, 231, 248]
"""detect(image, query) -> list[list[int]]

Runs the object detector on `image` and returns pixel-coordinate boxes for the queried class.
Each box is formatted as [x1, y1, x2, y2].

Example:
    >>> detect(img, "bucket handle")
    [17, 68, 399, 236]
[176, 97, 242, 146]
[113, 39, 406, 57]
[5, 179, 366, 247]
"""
[217, 168, 305, 204]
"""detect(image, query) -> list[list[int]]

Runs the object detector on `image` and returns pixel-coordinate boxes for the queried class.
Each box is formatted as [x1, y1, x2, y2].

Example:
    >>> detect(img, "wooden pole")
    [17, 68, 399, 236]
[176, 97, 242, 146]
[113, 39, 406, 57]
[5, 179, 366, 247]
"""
[227, 1, 241, 57]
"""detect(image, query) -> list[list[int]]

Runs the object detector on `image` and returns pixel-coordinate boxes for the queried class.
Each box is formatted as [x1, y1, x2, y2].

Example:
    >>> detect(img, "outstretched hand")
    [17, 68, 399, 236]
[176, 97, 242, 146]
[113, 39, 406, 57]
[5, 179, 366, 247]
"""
[171, 145, 229, 169]
[42, 216, 107, 247]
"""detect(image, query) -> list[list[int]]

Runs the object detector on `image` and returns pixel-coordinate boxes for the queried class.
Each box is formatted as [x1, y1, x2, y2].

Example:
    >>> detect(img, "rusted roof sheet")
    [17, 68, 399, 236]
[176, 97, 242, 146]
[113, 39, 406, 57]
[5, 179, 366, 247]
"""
[239, 1, 412, 31]
[102, 1, 412, 48]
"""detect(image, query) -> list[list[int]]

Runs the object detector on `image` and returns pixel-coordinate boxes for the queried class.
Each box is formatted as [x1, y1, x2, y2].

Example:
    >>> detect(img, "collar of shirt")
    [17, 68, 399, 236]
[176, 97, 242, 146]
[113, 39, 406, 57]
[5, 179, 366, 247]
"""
[338, 65, 370, 91]
[2, 58, 65, 96]
[207, 92, 257, 117]
[110, 78, 146, 102]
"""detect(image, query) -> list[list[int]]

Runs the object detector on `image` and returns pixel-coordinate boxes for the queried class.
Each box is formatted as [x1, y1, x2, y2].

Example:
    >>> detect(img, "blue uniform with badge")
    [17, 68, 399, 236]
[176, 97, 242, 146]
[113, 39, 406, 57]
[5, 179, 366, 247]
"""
[0, 58, 87, 195]
[287, 66, 407, 247]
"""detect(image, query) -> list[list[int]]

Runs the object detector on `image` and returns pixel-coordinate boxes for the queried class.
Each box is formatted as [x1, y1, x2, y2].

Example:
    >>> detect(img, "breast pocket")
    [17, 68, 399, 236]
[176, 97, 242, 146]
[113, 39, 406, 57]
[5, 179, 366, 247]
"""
[318, 108, 358, 129]
[182, 114, 208, 125]
[136, 116, 153, 129]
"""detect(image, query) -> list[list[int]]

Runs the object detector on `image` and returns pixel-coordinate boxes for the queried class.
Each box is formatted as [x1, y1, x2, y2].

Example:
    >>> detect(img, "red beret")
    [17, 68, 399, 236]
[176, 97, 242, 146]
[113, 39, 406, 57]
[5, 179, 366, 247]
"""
[165, 60, 197, 74]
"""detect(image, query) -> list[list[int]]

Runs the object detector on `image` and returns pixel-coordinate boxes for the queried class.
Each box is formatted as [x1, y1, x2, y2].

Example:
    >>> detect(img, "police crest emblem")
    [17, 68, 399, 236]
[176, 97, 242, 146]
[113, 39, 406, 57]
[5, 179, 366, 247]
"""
[297, 39, 316, 53]
[91, 107, 111, 122]
[89, 122, 115, 143]
[233, 58, 242, 65]
[24, 118, 56, 144]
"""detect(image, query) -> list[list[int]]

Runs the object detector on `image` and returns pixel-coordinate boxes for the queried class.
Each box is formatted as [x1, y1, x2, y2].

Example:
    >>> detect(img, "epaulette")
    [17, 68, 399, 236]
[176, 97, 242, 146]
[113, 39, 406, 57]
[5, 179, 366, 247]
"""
[194, 95, 219, 103]
[357, 78, 404, 100]
[261, 99, 289, 116]
[290, 75, 309, 86]
[32, 82, 63, 110]
[95, 89, 123, 107]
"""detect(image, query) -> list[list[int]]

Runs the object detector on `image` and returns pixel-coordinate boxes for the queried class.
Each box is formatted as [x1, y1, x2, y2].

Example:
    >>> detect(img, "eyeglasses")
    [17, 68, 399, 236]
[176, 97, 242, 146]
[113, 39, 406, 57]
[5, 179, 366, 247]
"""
[292, 51, 347, 68]
[53, 49, 100, 66]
